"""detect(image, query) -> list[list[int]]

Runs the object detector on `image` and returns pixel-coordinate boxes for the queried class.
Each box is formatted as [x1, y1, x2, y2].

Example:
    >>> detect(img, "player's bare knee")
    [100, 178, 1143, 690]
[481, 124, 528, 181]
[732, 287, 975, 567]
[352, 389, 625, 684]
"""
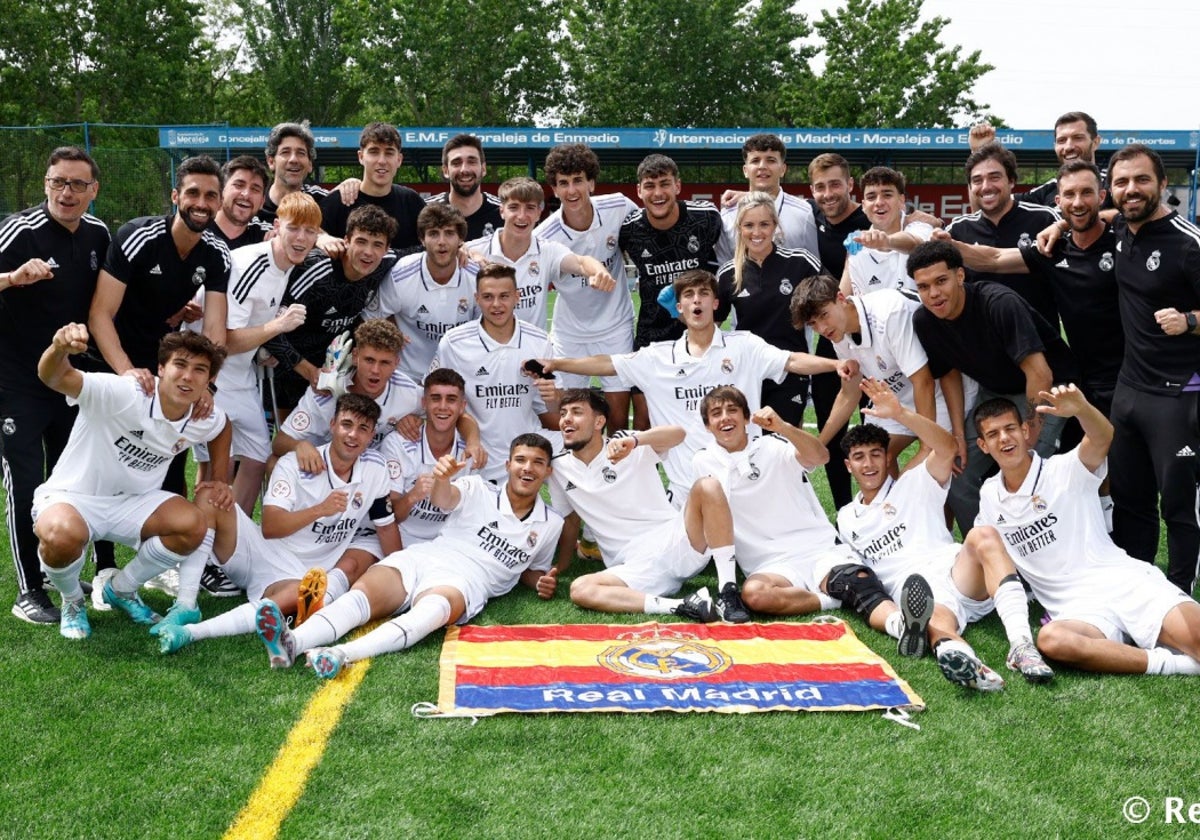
[1035, 623, 1073, 661]
[740, 577, 772, 610]
[569, 574, 600, 607]
[34, 515, 88, 564]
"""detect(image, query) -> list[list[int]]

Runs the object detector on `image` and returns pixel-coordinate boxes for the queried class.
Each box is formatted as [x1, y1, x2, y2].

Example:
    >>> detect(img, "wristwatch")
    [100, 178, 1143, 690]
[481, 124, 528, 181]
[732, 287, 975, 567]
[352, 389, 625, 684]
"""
[1187, 311, 1198, 332]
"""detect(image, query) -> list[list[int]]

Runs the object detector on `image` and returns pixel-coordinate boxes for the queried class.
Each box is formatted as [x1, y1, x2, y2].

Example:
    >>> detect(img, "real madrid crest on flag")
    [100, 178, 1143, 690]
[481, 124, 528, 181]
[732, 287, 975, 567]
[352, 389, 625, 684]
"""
[1099, 252, 1114, 272]
[1146, 250, 1161, 271]
[191, 266, 206, 286]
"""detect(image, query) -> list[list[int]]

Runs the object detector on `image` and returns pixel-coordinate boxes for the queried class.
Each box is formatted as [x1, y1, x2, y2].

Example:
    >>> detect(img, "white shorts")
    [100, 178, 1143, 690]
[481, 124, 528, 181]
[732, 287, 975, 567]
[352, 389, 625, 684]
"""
[747, 544, 858, 593]
[551, 331, 632, 392]
[215, 385, 271, 462]
[609, 516, 705, 596]
[878, 544, 992, 633]
[33, 488, 177, 549]
[221, 508, 335, 600]
[347, 526, 383, 558]
[1049, 563, 1190, 650]
[379, 544, 487, 623]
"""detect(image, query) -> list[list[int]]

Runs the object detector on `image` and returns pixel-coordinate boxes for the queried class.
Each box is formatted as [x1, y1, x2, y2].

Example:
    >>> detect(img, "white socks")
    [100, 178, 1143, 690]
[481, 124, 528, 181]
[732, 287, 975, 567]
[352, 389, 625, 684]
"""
[711, 545, 737, 590]
[188, 601, 259, 641]
[644, 595, 683, 614]
[884, 610, 904, 640]
[993, 578, 1035, 647]
[41, 549, 86, 603]
[338, 594, 452, 664]
[176, 530, 215, 610]
[113, 536, 186, 596]
[293, 589, 372, 652]
[1145, 647, 1200, 675]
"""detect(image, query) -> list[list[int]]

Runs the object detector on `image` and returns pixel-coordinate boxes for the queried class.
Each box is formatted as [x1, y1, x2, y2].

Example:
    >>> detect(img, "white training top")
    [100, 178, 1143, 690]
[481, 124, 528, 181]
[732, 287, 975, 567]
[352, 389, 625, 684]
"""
[428, 475, 562, 596]
[263, 444, 394, 566]
[717, 191, 820, 265]
[837, 462, 956, 593]
[532, 193, 637, 341]
[846, 217, 932, 296]
[546, 433, 678, 564]
[611, 328, 789, 491]
[431, 319, 554, 482]
[377, 425, 469, 546]
[40, 373, 226, 497]
[692, 434, 838, 572]
[365, 250, 479, 382]
[222, 241, 295, 392]
[279, 369, 423, 450]
[465, 231, 569, 330]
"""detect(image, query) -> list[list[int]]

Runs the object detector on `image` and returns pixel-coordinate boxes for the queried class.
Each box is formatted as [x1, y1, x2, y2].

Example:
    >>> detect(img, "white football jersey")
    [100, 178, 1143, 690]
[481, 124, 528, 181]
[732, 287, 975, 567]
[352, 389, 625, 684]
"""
[263, 445, 395, 566]
[465, 231, 568, 330]
[692, 434, 838, 572]
[377, 425, 469, 545]
[846, 217, 932, 296]
[717, 191, 819, 264]
[547, 434, 677, 565]
[431, 475, 563, 597]
[837, 463, 956, 593]
[280, 369, 423, 450]
[611, 328, 789, 491]
[532, 193, 637, 341]
[431, 319, 554, 481]
[221, 241, 295, 392]
[365, 250, 479, 382]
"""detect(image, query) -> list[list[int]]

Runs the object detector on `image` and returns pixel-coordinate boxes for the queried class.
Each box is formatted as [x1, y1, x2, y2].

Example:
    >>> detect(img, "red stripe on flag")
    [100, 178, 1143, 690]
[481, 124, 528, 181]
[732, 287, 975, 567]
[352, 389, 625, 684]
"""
[455, 661, 890, 687]
[456, 622, 848, 644]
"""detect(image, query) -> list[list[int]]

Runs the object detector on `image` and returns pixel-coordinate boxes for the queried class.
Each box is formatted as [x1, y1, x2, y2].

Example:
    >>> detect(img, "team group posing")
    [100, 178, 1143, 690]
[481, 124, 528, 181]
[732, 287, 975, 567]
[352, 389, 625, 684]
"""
[2, 114, 1199, 692]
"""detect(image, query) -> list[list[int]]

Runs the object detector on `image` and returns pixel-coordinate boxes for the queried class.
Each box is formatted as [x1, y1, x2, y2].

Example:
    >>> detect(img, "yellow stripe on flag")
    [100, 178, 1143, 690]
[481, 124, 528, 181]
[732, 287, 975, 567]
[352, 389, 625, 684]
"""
[448, 637, 872, 668]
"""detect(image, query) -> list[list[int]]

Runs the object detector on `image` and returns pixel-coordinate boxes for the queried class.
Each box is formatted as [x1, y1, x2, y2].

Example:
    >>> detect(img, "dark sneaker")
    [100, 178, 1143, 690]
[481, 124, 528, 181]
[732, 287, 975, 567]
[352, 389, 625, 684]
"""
[897, 574, 934, 658]
[672, 587, 718, 622]
[1006, 640, 1054, 684]
[716, 582, 751, 624]
[936, 641, 1005, 692]
[12, 590, 61, 625]
[200, 564, 240, 598]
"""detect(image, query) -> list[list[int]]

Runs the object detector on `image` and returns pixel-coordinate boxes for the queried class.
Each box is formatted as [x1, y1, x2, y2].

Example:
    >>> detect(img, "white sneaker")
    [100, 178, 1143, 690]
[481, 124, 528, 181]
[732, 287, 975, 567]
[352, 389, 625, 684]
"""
[936, 641, 1005, 692]
[144, 568, 180, 597]
[90, 568, 118, 612]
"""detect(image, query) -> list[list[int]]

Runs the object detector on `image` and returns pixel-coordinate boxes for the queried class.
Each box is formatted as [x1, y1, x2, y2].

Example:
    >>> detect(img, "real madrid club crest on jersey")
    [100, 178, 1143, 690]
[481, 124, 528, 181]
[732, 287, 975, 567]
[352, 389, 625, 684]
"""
[1018, 232, 1032, 249]
[1146, 250, 1161, 271]
[1099, 252, 1114, 271]
[779, 278, 792, 295]
[191, 266, 207, 286]
[602, 466, 617, 484]
[687, 235, 700, 254]
[721, 358, 734, 374]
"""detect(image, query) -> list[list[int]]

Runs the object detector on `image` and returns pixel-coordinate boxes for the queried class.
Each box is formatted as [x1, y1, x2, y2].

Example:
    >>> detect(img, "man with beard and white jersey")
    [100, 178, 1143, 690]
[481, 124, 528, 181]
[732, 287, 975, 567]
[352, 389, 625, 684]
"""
[976, 388, 1200, 676]
[156, 394, 400, 655]
[263, 205, 400, 417]
[947, 142, 1061, 328]
[841, 167, 932, 297]
[693, 387, 856, 626]
[208, 192, 320, 514]
[839, 380, 1053, 690]
[431, 264, 559, 481]
[424, 133, 503, 241]
[254, 434, 563, 679]
[1, 146, 110, 625]
[792, 274, 965, 477]
[258, 122, 330, 226]
[368, 203, 480, 382]
[34, 326, 232, 640]
[548, 388, 745, 622]
[380, 368, 471, 547]
[533, 144, 637, 431]
[210, 156, 273, 249]
[541, 269, 846, 505]
[466, 176, 615, 333]
[715, 134, 819, 265]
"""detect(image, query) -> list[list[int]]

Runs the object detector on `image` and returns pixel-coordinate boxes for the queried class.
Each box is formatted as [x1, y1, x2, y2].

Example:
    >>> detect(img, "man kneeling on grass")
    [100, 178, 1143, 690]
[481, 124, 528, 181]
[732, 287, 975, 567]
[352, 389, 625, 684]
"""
[156, 394, 399, 653]
[253, 434, 564, 678]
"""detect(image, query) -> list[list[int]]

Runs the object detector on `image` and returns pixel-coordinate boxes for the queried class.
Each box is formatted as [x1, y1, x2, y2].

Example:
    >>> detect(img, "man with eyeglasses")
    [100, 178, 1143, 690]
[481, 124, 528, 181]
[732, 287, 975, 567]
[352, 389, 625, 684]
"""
[0, 146, 110, 625]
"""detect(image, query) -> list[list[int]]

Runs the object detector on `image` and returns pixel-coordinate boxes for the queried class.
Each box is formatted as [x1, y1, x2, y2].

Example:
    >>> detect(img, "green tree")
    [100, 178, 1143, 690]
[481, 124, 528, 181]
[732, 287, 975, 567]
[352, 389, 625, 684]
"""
[338, 0, 563, 126]
[776, 0, 995, 128]
[563, 0, 813, 127]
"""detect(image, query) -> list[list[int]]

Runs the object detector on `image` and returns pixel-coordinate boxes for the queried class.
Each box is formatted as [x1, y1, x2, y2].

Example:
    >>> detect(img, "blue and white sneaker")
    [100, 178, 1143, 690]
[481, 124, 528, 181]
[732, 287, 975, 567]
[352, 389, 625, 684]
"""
[255, 600, 297, 669]
[60, 598, 91, 640]
[307, 647, 346, 680]
[936, 641, 1005, 692]
[102, 580, 161, 625]
[149, 602, 202, 637]
[157, 624, 194, 654]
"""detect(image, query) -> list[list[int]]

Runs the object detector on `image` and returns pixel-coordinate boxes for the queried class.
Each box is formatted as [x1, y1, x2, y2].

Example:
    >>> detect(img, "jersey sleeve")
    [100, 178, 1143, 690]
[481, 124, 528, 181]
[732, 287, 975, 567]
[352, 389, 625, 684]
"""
[278, 389, 327, 442]
[0, 214, 32, 271]
[746, 333, 790, 384]
[72, 371, 139, 414]
[539, 239, 571, 288]
[101, 222, 138, 283]
[263, 456, 303, 512]
[546, 473, 575, 515]
[201, 240, 231, 294]
[990, 289, 1047, 364]
[526, 510, 563, 573]
[610, 349, 646, 391]
[883, 299, 930, 378]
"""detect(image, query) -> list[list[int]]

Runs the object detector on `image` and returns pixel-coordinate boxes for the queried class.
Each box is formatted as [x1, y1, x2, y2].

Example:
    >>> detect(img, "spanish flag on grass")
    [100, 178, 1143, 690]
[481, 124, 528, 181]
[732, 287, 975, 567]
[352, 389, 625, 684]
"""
[435, 618, 924, 715]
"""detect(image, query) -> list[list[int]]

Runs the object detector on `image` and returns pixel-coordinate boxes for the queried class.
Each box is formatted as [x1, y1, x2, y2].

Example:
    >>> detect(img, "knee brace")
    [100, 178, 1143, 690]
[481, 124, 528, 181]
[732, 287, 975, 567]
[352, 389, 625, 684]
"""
[825, 564, 890, 621]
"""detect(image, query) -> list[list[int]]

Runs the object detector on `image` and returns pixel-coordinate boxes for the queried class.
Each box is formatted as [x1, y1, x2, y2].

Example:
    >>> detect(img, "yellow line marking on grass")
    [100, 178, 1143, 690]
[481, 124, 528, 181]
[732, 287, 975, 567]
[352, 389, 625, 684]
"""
[224, 628, 378, 840]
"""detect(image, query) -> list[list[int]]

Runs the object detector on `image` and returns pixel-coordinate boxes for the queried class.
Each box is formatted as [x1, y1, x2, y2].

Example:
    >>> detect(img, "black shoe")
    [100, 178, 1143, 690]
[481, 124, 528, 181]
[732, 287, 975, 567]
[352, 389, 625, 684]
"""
[716, 582, 751, 624]
[12, 590, 61, 624]
[897, 574, 934, 658]
[200, 564, 240, 598]
[672, 587, 718, 622]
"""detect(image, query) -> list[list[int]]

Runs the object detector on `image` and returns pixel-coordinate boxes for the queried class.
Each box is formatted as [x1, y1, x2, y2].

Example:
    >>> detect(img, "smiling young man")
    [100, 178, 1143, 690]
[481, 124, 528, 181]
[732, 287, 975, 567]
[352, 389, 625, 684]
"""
[0, 146, 111, 624]
[254, 433, 563, 679]
[258, 122, 330, 225]
[548, 388, 743, 622]
[423, 133, 502, 240]
[370, 203, 480, 382]
[210, 156, 273, 249]
[33, 325, 231, 640]
[467, 176, 615, 332]
[841, 167, 932, 297]
[156, 393, 400, 654]
[320, 122, 424, 251]
[971, 112, 1105, 208]
[976, 387, 1200, 676]
[542, 269, 844, 505]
